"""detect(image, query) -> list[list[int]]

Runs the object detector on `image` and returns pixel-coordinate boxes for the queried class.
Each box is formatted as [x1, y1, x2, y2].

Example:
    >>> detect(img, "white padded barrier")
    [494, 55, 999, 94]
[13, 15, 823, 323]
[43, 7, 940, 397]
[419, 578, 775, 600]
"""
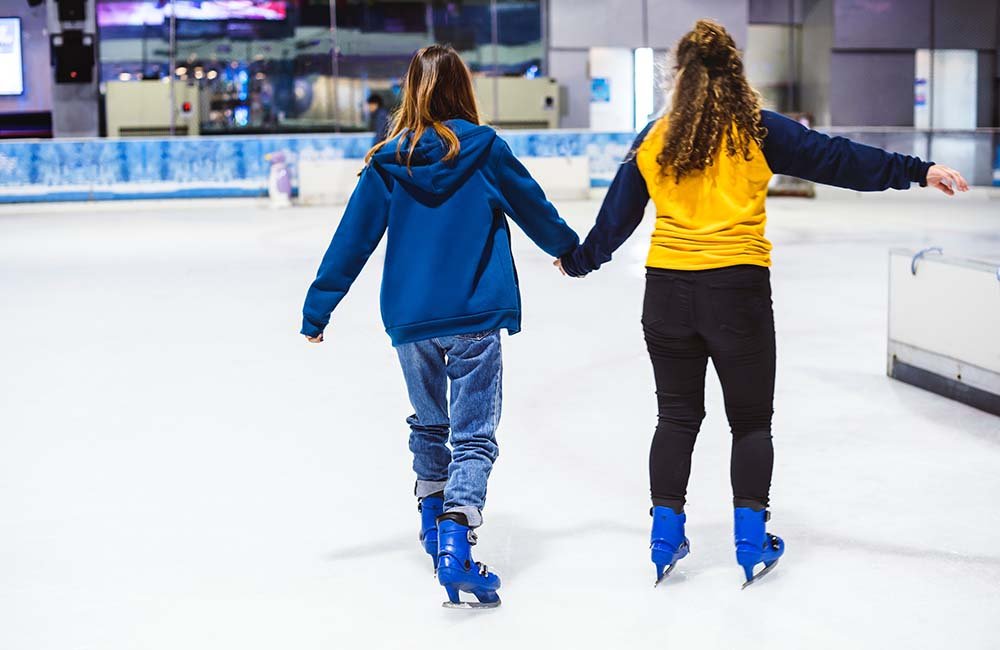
[887, 248, 1000, 415]
[519, 156, 591, 200]
[297, 158, 366, 205]
[297, 155, 591, 205]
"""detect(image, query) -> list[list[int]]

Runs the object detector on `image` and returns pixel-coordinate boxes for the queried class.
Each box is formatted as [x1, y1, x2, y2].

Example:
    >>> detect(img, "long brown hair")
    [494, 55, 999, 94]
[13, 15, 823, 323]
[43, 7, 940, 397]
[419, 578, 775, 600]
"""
[656, 19, 766, 182]
[365, 44, 481, 170]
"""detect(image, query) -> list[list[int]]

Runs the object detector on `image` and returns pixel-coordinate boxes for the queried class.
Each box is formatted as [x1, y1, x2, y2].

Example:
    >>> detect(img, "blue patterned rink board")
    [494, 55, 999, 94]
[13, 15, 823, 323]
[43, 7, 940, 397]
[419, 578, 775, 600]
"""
[995, 144, 1000, 186]
[0, 130, 636, 203]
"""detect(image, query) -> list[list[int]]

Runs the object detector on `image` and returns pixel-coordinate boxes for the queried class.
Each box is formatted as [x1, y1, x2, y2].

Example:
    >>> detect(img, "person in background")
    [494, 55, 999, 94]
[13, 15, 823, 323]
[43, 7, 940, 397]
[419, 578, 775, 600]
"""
[557, 19, 968, 589]
[302, 45, 579, 609]
[366, 93, 391, 144]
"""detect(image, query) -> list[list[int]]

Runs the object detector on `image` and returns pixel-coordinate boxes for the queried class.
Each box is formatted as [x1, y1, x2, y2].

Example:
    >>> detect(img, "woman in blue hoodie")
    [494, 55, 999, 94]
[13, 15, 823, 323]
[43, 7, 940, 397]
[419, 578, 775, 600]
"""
[301, 45, 579, 608]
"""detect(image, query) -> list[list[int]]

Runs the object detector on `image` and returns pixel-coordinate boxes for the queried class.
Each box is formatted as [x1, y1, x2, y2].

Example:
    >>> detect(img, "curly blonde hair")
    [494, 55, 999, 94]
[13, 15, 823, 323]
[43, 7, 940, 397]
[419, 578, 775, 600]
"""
[656, 19, 767, 182]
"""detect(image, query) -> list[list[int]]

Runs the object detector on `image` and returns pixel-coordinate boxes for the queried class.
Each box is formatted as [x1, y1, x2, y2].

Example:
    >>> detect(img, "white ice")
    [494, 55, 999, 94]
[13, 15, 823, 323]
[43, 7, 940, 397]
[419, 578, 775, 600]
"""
[1, 190, 999, 650]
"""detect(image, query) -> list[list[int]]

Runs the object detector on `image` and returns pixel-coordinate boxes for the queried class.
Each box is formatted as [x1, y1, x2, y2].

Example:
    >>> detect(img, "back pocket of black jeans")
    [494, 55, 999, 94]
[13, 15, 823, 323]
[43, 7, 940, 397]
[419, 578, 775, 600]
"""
[641, 274, 678, 331]
[710, 283, 770, 336]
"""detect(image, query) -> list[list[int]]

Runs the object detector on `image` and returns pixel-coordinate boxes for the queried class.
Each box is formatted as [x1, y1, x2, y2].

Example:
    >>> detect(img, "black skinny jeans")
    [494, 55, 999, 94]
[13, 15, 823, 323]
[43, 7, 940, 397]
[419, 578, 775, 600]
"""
[642, 265, 775, 513]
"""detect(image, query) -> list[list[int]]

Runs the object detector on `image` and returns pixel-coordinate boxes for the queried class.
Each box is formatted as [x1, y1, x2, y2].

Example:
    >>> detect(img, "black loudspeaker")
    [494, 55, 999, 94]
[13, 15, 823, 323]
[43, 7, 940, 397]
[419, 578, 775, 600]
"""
[51, 30, 95, 84]
[57, 0, 87, 22]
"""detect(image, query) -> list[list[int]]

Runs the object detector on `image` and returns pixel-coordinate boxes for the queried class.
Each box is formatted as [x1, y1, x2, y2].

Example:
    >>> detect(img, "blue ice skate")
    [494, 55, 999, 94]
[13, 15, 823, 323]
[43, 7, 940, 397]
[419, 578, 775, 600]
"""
[650, 506, 690, 586]
[734, 507, 785, 588]
[418, 495, 444, 570]
[436, 516, 501, 609]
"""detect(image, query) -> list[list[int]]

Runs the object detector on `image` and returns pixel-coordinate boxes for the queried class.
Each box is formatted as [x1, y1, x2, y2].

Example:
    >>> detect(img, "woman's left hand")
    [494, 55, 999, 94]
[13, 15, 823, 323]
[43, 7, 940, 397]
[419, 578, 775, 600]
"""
[926, 165, 970, 195]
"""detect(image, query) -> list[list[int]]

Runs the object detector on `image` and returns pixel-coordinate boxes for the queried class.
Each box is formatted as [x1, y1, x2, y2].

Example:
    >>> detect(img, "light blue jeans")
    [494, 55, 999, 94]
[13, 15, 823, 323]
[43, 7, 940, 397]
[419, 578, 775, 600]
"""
[396, 331, 502, 528]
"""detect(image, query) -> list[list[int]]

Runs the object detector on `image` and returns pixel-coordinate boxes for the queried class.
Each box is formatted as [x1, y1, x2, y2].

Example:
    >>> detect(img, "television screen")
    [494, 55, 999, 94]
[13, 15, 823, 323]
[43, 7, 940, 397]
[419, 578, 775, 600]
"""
[98, 1, 287, 27]
[0, 17, 24, 96]
[175, 19, 226, 39]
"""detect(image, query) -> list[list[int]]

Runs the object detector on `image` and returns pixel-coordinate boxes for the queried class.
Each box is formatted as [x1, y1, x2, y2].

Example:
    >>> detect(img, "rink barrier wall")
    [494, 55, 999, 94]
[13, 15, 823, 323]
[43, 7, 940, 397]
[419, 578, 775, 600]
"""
[297, 155, 593, 204]
[887, 249, 1000, 416]
[995, 143, 1000, 186]
[0, 130, 635, 204]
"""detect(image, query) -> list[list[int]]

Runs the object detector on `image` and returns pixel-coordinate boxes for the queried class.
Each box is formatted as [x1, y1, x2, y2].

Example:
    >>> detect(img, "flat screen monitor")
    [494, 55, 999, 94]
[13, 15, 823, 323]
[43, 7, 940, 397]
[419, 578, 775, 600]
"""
[0, 17, 24, 96]
[98, 1, 287, 26]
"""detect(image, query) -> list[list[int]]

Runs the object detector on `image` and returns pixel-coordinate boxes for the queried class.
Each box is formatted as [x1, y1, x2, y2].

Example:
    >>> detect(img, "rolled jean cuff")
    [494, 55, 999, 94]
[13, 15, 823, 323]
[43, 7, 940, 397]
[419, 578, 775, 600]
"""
[446, 506, 482, 528]
[415, 480, 447, 499]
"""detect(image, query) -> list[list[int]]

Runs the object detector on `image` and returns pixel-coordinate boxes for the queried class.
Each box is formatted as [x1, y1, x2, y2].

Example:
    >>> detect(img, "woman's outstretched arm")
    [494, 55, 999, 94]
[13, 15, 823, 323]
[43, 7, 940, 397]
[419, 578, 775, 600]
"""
[760, 110, 968, 194]
[558, 123, 655, 277]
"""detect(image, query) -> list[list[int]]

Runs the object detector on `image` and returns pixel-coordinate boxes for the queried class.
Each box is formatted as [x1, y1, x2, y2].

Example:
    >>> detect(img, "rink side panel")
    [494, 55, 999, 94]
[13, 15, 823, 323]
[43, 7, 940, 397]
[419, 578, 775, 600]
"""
[0, 130, 635, 204]
[887, 249, 1000, 416]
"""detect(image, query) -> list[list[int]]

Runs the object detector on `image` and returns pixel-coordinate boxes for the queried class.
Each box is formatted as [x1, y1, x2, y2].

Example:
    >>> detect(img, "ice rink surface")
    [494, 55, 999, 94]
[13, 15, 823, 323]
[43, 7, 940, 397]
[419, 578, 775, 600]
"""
[2, 190, 999, 650]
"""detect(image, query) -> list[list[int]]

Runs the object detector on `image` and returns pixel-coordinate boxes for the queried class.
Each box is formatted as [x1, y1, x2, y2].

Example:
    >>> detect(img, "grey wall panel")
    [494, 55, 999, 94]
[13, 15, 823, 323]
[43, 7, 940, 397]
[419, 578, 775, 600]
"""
[548, 49, 590, 128]
[833, 0, 931, 49]
[934, 0, 998, 50]
[750, 0, 803, 24]
[800, 0, 833, 124]
[0, 3, 52, 115]
[548, 0, 645, 49]
[829, 51, 915, 126]
[977, 52, 996, 128]
[646, 0, 749, 50]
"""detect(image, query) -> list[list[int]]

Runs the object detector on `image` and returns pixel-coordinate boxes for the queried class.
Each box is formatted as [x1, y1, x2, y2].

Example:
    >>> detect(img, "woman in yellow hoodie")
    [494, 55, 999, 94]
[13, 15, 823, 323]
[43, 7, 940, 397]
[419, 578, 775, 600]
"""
[558, 19, 968, 587]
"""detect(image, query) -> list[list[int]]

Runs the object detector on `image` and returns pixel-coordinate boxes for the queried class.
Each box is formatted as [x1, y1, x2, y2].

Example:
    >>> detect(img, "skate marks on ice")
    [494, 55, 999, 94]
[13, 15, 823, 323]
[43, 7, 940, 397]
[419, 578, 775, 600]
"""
[650, 521, 1000, 590]
[802, 529, 1000, 570]
[326, 535, 415, 561]
[481, 516, 647, 581]
[323, 515, 652, 598]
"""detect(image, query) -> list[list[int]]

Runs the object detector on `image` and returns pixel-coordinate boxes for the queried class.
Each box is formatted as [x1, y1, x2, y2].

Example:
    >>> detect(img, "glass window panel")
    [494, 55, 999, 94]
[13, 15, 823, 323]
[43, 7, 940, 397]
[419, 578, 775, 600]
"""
[97, 0, 547, 135]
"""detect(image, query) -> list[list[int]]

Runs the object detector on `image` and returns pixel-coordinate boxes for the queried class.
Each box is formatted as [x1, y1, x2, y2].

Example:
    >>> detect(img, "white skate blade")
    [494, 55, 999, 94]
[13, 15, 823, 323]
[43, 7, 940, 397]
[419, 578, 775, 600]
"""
[741, 559, 779, 589]
[653, 562, 678, 587]
[442, 598, 501, 610]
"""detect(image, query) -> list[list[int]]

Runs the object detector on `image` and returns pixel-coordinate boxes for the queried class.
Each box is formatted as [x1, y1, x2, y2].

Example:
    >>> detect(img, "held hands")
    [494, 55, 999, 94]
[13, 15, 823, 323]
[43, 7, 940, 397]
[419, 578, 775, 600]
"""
[305, 333, 324, 343]
[554, 256, 588, 278]
[926, 165, 969, 196]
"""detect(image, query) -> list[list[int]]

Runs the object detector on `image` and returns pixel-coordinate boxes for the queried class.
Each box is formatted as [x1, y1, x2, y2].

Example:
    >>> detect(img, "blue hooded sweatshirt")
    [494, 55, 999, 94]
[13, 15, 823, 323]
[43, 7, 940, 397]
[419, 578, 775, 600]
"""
[301, 119, 580, 346]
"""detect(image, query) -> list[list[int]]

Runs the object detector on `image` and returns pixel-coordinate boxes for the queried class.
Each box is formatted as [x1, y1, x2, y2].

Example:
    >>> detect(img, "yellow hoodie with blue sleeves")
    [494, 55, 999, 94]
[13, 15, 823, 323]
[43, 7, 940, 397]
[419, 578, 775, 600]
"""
[559, 110, 933, 276]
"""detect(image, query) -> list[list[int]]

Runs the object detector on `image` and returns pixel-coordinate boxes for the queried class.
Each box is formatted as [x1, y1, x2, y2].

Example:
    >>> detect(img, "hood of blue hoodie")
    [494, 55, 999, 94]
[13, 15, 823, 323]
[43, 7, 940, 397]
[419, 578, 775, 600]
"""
[371, 119, 497, 197]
